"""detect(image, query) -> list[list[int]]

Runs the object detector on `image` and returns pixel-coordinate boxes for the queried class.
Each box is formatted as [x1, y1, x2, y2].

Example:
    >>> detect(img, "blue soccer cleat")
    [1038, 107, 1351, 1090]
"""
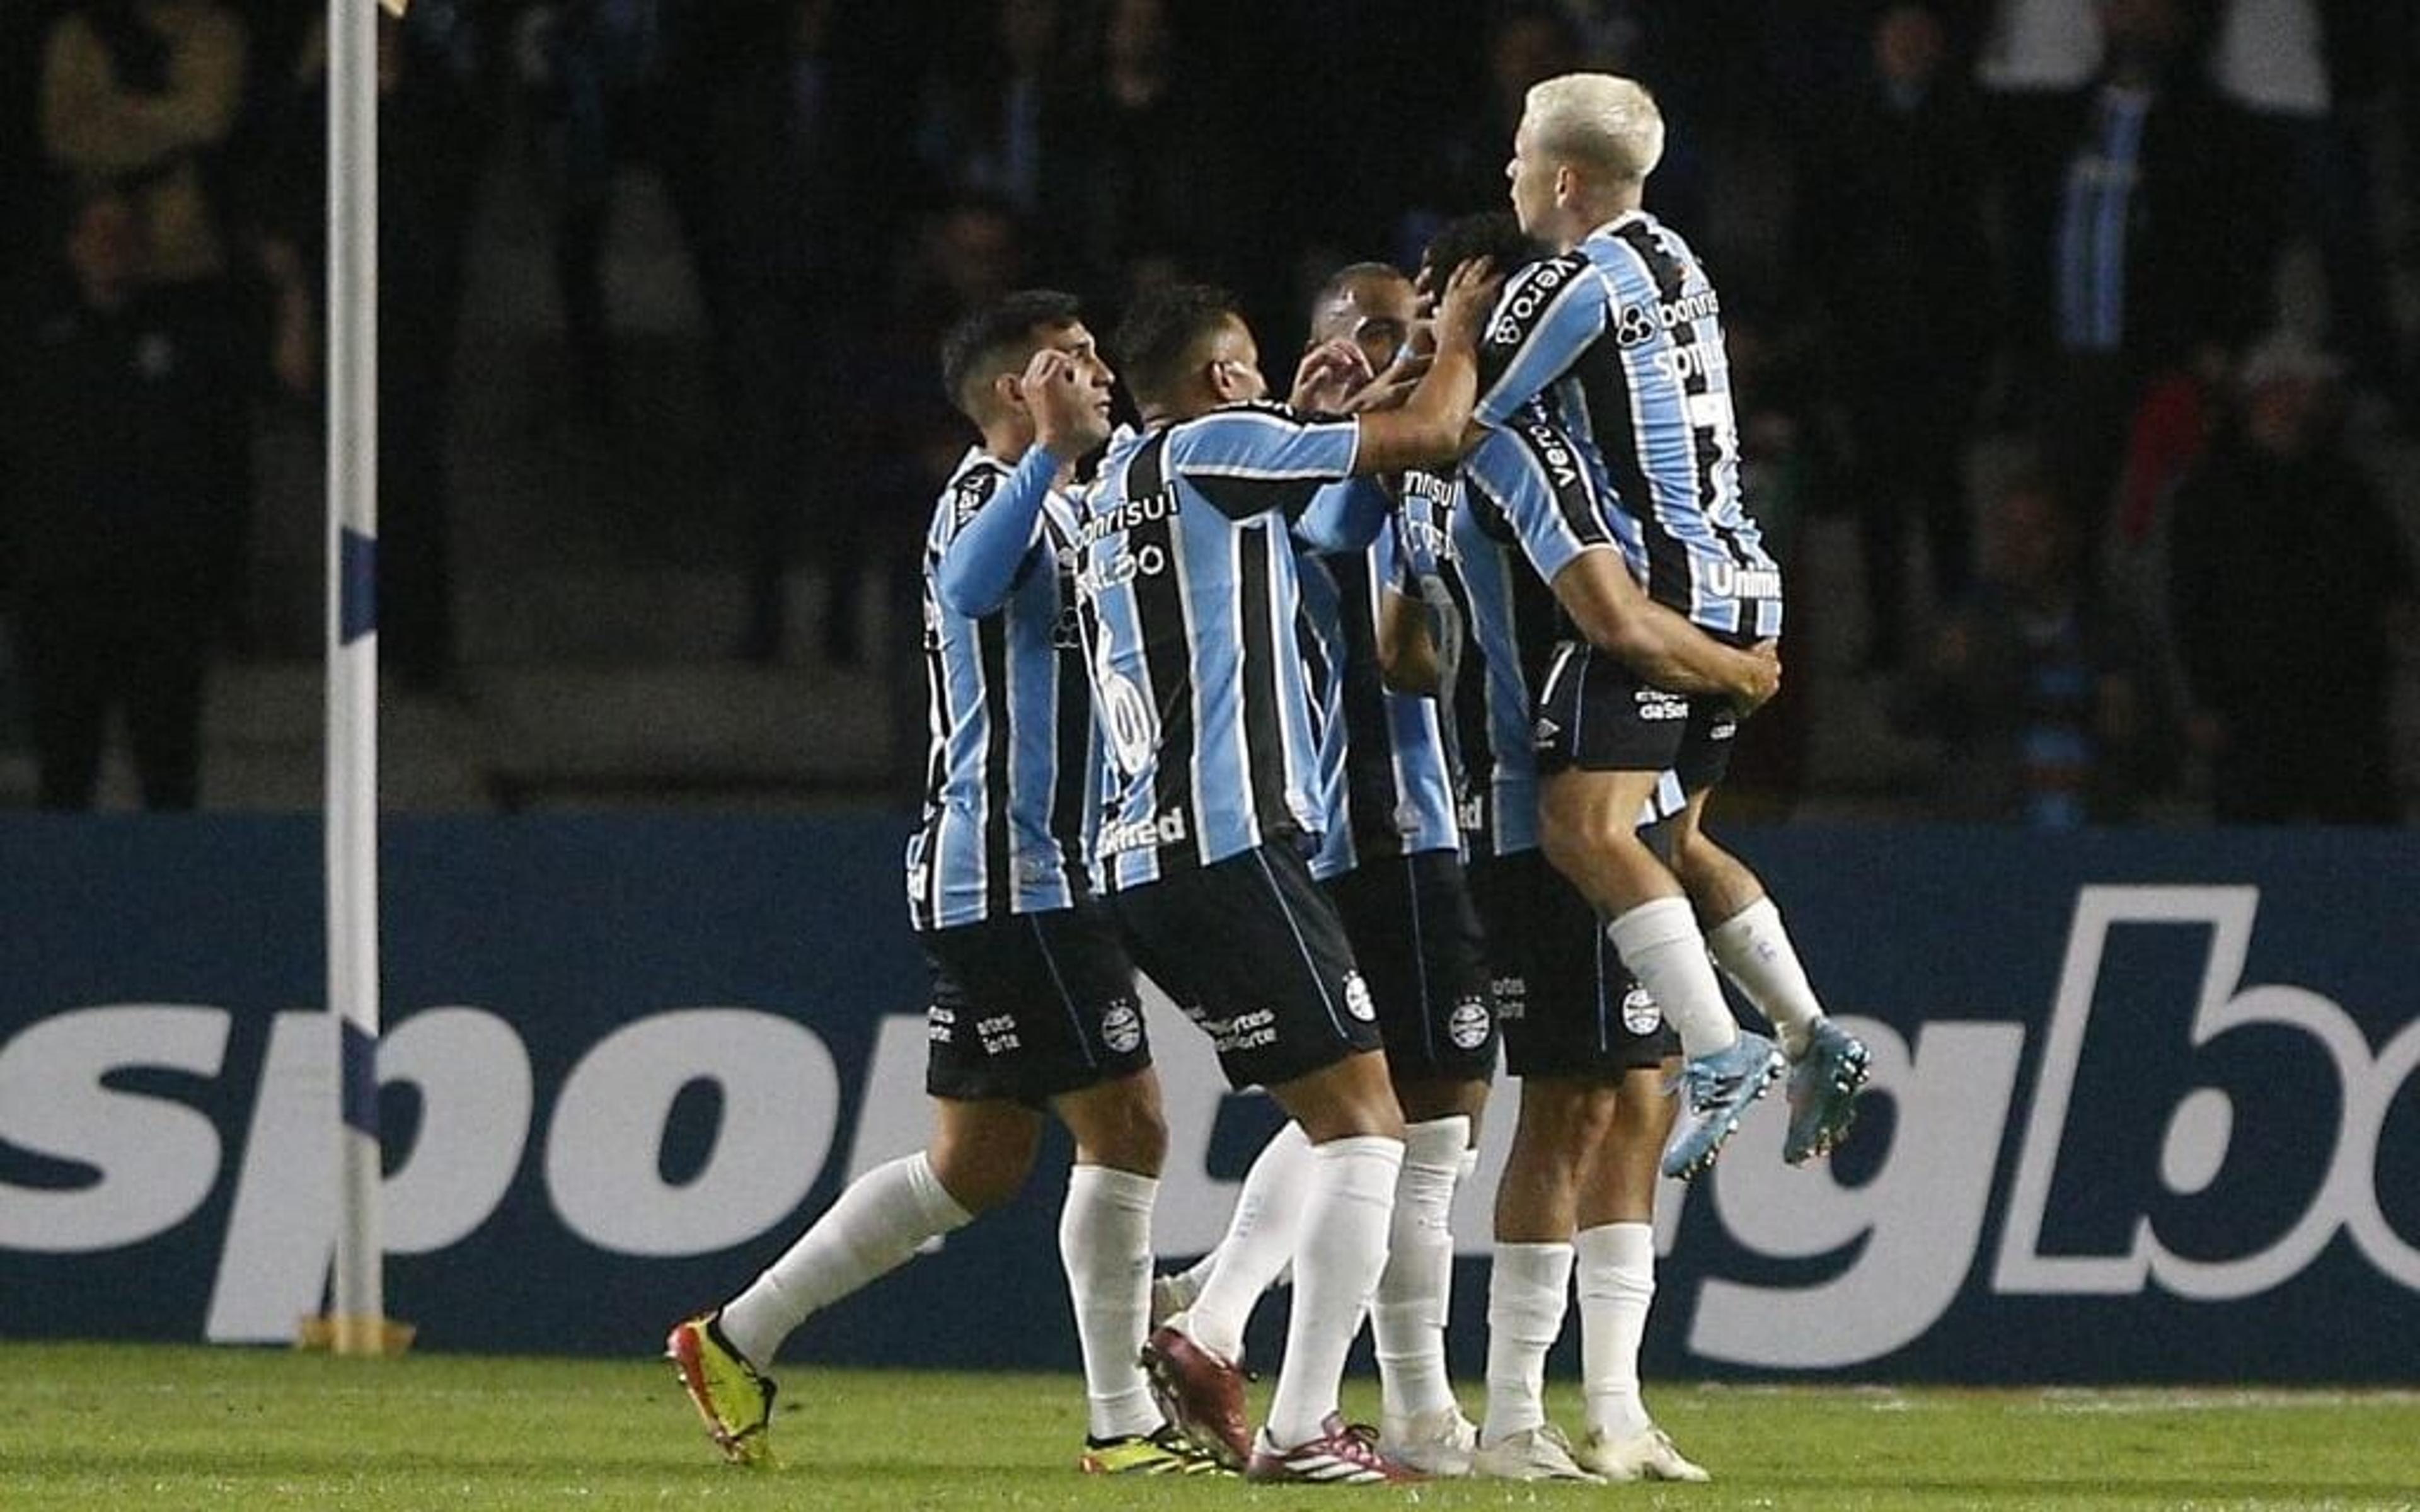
[1783, 1017, 1871, 1165]
[1660, 1031, 1785, 1181]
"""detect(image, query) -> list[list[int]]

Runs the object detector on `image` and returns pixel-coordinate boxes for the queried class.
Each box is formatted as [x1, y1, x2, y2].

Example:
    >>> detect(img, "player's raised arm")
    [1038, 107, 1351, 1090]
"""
[1348, 258, 1497, 476]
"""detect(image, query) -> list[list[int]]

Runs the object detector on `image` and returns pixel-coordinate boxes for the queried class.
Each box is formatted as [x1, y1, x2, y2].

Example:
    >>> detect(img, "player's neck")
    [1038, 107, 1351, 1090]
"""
[980, 423, 1037, 466]
[1562, 193, 1644, 250]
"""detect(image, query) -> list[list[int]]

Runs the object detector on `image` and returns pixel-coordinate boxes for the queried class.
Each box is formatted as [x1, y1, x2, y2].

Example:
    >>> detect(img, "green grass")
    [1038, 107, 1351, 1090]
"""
[1, 1343, 2414, 1510]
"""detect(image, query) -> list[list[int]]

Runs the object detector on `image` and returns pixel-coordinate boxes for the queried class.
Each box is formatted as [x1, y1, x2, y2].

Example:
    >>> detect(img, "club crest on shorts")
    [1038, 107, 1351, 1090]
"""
[1446, 996, 1492, 1050]
[1342, 971, 1377, 1022]
[1100, 999, 1143, 1055]
[1621, 983, 1663, 1036]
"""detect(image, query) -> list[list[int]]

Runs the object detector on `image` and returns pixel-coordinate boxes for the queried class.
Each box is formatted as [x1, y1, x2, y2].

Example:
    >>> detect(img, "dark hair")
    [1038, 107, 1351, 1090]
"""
[1421, 212, 1547, 284]
[1113, 282, 1243, 410]
[938, 288, 1083, 418]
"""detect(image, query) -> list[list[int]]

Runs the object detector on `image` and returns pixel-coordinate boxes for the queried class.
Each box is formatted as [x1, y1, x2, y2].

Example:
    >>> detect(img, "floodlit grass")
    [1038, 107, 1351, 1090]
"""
[1, 1343, 2415, 1510]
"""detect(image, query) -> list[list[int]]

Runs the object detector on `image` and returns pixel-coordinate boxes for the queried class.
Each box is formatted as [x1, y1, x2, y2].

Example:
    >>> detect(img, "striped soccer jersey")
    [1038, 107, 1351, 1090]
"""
[1298, 508, 1461, 881]
[904, 447, 1093, 932]
[1446, 411, 1685, 856]
[1071, 402, 1366, 893]
[1475, 210, 1783, 639]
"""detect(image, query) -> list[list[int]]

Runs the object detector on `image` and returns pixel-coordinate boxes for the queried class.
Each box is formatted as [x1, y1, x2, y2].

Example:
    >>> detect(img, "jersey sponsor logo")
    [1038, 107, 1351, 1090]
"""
[1635, 689, 1689, 722]
[927, 1003, 955, 1043]
[950, 472, 1000, 530]
[1096, 808, 1190, 858]
[1704, 563, 1781, 600]
[1100, 999, 1143, 1055]
[1486, 255, 1581, 348]
[1490, 973, 1528, 1019]
[1458, 793, 1489, 833]
[1342, 971, 1377, 1022]
[1073, 542, 1168, 600]
[1655, 343, 1727, 383]
[1620, 983, 1662, 1036]
[1614, 286, 1722, 349]
[1074, 484, 1178, 551]
[1518, 420, 1584, 490]
[1446, 996, 1492, 1050]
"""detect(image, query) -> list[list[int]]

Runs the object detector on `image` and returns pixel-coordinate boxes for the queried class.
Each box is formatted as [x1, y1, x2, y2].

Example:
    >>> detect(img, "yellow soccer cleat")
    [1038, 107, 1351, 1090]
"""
[664, 1312, 777, 1467]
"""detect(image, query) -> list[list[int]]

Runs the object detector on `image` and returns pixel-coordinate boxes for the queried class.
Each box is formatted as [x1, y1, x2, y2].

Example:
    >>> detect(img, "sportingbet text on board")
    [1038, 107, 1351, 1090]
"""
[1, 817, 2412, 1378]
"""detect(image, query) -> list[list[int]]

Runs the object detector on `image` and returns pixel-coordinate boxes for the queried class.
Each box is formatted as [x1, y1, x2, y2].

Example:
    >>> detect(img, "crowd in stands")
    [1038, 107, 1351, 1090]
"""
[0, 0, 2412, 822]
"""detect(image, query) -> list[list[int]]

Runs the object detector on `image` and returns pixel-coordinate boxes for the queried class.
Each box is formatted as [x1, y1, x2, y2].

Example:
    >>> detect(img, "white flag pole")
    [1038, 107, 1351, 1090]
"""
[323, 0, 387, 1356]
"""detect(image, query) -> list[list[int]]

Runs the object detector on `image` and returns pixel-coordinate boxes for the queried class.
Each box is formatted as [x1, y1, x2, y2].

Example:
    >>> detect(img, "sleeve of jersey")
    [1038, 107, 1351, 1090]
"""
[1470, 428, 1612, 587]
[1473, 258, 1608, 429]
[932, 444, 1057, 617]
[1175, 405, 1362, 521]
[1293, 475, 1390, 553]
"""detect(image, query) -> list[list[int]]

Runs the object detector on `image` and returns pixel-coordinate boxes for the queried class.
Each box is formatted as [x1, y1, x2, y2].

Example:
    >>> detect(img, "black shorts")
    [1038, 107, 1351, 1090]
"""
[1465, 848, 1678, 1079]
[1112, 842, 1384, 1091]
[1533, 639, 1742, 793]
[1325, 849, 1499, 1083]
[920, 897, 1152, 1106]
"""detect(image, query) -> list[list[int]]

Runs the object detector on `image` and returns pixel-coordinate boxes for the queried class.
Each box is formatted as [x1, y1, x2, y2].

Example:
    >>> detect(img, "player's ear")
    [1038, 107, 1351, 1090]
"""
[993, 369, 1027, 416]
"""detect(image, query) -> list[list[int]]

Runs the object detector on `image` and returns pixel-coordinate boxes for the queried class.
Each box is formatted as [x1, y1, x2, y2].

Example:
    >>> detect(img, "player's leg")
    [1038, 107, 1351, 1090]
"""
[1330, 850, 1495, 1472]
[1117, 845, 1418, 1482]
[1665, 748, 1869, 1166]
[1158, 1118, 1313, 1360]
[1569, 1062, 1707, 1483]
[1533, 647, 1781, 1181]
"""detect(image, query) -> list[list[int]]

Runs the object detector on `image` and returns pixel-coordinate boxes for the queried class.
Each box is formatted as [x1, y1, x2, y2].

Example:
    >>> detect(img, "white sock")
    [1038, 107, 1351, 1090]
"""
[1481, 1240, 1573, 1443]
[1177, 1120, 1313, 1362]
[1264, 1135, 1403, 1448]
[1705, 896, 1824, 1058]
[1575, 1222, 1656, 1443]
[1374, 1116, 1469, 1424]
[1606, 896, 1738, 1060]
[718, 1152, 973, 1368]
[1061, 1165, 1162, 1441]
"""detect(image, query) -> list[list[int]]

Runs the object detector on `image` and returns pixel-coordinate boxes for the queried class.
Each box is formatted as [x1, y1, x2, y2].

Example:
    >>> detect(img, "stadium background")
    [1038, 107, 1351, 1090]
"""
[2, 0, 2417, 1390]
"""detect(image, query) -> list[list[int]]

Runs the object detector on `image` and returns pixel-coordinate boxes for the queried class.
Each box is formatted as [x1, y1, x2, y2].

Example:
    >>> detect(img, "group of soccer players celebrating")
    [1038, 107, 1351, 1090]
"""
[667, 71, 1872, 1486]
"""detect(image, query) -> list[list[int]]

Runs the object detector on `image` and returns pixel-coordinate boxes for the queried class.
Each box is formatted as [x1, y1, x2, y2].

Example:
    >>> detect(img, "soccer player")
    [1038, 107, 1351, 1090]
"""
[1383, 213, 1773, 1484]
[1074, 262, 1497, 1484]
[666, 291, 1222, 1477]
[1151, 260, 1499, 1477]
[1484, 73, 1869, 1181]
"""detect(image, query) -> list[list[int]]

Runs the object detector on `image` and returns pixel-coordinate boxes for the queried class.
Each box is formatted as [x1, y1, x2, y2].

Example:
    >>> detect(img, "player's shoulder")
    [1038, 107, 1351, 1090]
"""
[1486, 251, 1599, 350]
[1172, 399, 1340, 456]
[933, 449, 1011, 534]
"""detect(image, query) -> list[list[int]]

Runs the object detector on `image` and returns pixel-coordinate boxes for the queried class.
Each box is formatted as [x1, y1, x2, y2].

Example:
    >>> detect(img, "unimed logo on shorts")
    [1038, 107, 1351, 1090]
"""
[3, 879, 2414, 1377]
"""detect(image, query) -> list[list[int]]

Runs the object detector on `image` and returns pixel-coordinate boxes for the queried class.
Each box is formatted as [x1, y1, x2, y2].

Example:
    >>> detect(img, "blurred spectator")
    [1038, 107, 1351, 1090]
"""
[38, 0, 248, 291]
[2210, 0, 2407, 408]
[1897, 475, 2165, 825]
[263, 3, 495, 690]
[1794, 1, 1994, 671]
[2167, 337, 2414, 823]
[2036, 0, 2242, 536]
[513, 0, 660, 423]
[914, 0, 1056, 217]
[0, 184, 308, 808]
[1974, 0, 2102, 392]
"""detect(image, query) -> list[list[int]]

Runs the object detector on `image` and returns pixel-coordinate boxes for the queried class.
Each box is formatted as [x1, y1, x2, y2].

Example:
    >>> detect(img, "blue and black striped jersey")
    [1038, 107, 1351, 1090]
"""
[1299, 511, 1461, 881]
[905, 447, 1093, 931]
[1071, 403, 1371, 892]
[1475, 210, 1783, 639]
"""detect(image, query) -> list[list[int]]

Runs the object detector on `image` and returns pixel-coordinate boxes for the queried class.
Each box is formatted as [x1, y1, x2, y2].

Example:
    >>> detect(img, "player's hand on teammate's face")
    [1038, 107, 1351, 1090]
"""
[1345, 349, 1430, 413]
[1736, 638, 1782, 714]
[1022, 348, 1110, 457]
[1288, 337, 1373, 413]
[1432, 258, 1500, 353]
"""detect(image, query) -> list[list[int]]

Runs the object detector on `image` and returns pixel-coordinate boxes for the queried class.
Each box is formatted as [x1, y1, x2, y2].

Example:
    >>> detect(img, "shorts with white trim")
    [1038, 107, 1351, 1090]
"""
[1532, 638, 1743, 793]
[1112, 841, 1383, 1090]
[1325, 848, 1499, 1082]
[1465, 847, 1678, 1079]
[921, 895, 1152, 1106]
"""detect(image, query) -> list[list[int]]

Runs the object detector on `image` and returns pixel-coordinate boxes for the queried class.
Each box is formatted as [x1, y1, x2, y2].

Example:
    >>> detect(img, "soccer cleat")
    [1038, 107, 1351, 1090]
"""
[1080, 1423, 1238, 1475]
[664, 1312, 777, 1467]
[1660, 1030, 1786, 1181]
[1576, 1423, 1712, 1483]
[1470, 1423, 1605, 1482]
[1783, 1017, 1872, 1164]
[1140, 1323, 1252, 1470]
[1380, 1404, 1478, 1477]
[1245, 1414, 1425, 1484]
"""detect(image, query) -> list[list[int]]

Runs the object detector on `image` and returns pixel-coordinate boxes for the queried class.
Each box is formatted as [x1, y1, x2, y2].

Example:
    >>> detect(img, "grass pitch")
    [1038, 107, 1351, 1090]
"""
[1, 1343, 2414, 1511]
